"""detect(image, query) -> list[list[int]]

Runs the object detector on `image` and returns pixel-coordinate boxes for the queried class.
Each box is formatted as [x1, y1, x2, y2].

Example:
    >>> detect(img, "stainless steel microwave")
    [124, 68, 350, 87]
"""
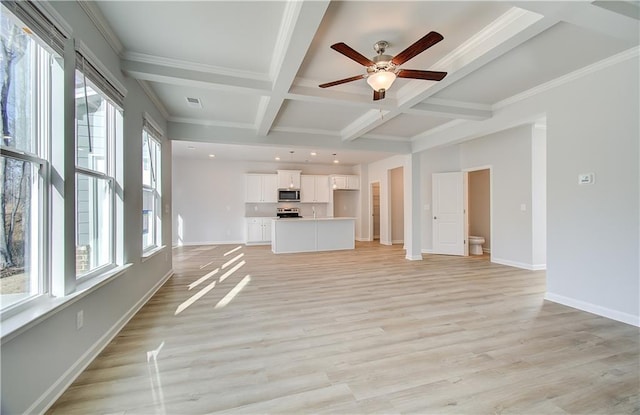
[278, 189, 300, 202]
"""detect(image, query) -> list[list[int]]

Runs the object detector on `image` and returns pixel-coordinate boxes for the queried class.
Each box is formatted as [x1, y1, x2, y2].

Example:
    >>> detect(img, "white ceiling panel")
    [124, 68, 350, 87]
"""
[367, 113, 451, 138]
[150, 82, 261, 124]
[297, 1, 512, 93]
[432, 22, 636, 104]
[274, 100, 370, 132]
[96, 1, 285, 74]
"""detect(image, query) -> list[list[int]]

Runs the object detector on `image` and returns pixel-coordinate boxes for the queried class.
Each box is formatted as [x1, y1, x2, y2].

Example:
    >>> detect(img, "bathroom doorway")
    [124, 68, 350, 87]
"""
[371, 182, 380, 241]
[467, 168, 491, 257]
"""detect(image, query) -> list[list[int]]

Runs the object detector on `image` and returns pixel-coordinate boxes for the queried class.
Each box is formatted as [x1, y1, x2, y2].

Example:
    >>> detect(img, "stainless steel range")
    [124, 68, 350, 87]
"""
[277, 207, 301, 219]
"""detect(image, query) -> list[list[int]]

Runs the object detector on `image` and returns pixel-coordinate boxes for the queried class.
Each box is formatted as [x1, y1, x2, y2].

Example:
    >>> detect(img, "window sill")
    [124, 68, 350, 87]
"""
[142, 245, 167, 262]
[1, 263, 132, 345]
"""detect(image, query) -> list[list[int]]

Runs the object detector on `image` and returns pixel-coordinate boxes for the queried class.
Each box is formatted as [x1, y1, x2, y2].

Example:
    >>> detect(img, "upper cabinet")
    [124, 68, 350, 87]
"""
[331, 175, 360, 190]
[246, 174, 278, 203]
[277, 170, 301, 189]
[301, 175, 329, 203]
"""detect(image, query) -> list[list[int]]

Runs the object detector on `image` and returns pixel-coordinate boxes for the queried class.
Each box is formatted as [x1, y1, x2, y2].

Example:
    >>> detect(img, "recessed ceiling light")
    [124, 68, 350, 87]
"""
[208, 154, 215, 158]
[333, 159, 339, 164]
[310, 152, 317, 156]
[275, 156, 280, 161]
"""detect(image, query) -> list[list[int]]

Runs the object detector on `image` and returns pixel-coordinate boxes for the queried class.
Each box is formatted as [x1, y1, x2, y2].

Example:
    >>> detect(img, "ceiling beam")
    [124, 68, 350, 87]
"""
[405, 99, 492, 120]
[121, 56, 272, 95]
[168, 121, 411, 154]
[255, 0, 331, 136]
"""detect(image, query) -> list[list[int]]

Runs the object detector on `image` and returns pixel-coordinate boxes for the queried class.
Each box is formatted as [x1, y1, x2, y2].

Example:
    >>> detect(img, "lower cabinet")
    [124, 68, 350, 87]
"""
[246, 217, 273, 244]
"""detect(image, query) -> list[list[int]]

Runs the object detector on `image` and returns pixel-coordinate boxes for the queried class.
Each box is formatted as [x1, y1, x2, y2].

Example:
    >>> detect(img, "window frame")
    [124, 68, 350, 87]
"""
[141, 123, 162, 254]
[73, 70, 121, 281]
[0, 6, 55, 316]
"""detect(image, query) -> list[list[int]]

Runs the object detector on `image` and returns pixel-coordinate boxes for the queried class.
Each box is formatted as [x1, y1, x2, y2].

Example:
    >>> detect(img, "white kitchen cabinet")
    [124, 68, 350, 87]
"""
[245, 174, 278, 202]
[330, 175, 360, 190]
[246, 217, 273, 244]
[277, 170, 301, 189]
[300, 175, 329, 203]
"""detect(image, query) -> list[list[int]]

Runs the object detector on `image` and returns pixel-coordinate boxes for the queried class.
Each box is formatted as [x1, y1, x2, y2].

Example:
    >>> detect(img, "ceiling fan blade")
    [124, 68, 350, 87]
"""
[331, 42, 376, 67]
[373, 89, 385, 101]
[397, 69, 447, 81]
[319, 74, 366, 88]
[391, 31, 444, 66]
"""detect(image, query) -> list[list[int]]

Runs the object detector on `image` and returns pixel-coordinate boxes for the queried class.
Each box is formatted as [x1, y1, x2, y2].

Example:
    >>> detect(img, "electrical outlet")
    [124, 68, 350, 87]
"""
[76, 310, 84, 330]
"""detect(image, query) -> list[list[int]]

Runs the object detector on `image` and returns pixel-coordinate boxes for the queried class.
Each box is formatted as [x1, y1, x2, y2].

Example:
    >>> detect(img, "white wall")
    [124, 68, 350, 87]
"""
[390, 167, 404, 244]
[171, 158, 356, 245]
[0, 2, 173, 413]
[412, 50, 639, 325]
[460, 125, 534, 268]
[364, 154, 411, 246]
[544, 56, 639, 325]
[532, 123, 547, 267]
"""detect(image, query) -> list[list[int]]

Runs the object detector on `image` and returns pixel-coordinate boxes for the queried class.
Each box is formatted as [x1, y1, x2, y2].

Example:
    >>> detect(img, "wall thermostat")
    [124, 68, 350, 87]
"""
[578, 173, 595, 185]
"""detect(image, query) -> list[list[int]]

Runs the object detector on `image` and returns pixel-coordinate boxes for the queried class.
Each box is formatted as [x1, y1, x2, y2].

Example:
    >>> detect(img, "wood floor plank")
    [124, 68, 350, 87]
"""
[47, 242, 640, 414]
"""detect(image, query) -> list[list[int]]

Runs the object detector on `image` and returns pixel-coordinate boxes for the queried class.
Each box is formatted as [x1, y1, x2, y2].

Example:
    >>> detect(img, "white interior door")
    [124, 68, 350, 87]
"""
[432, 172, 466, 255]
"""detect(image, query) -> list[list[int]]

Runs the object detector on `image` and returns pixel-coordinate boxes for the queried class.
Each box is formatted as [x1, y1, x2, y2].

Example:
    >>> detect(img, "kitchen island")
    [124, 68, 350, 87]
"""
[271, 217, 355, 254]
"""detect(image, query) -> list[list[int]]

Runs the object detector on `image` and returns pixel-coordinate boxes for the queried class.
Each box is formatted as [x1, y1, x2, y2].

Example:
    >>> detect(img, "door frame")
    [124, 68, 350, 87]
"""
[463, 165, 493, 256]
[369, 180, 381, 242]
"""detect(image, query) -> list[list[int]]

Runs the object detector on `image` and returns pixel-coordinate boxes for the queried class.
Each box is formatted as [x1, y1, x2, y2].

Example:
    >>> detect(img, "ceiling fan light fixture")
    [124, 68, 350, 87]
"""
[367, 70, 396, 92]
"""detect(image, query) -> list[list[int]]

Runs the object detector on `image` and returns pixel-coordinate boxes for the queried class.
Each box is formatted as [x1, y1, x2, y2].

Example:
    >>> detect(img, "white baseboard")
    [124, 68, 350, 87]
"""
[421, 249, 434, 254]
[545, 292, 640, 327]
[355, 237, 371, 242]
[180, 240, 244, 246]
[406, 254, 423, 261]
[392, 239, 404, 245]
[531, 263, 547, 270]
[34, 269, 174, 414]
[491, 257, 538, 270]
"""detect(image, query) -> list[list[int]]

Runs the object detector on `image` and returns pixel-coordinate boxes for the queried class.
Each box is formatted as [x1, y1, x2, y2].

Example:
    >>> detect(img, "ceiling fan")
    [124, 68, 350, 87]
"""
[319, 31, 447, 101]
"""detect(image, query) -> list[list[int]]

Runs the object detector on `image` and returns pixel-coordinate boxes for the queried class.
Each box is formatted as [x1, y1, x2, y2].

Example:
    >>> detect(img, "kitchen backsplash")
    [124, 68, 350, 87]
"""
[245, 203, 329, 218]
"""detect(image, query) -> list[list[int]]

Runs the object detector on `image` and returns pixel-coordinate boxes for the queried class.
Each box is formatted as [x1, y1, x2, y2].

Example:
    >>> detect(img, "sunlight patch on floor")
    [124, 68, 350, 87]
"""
[215, 275, 251, 309]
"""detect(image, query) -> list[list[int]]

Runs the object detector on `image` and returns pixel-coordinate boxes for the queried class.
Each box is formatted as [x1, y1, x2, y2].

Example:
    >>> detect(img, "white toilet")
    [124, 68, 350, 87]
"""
[469, 236, 485, 255]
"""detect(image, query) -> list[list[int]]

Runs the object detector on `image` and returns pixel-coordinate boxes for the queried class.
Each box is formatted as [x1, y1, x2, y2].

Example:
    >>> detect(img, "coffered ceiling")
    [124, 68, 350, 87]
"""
[84, 1, 639, 165]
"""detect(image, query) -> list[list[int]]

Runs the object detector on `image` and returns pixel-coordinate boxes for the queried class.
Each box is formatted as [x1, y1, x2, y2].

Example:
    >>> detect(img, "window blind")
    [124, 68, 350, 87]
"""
[2, 0, 67, 56]
[76, 51, 125, 109]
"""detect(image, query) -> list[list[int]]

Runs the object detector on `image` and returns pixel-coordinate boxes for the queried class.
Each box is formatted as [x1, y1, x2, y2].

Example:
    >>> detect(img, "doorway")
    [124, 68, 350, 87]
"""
[371, 182, 380, 241]
[467, 168, 491, 257]
[390, 167, 404, 245]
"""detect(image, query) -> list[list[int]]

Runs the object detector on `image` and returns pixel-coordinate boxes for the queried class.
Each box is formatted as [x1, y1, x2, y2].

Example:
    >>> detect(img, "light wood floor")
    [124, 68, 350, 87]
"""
[48, 242, 639, 414]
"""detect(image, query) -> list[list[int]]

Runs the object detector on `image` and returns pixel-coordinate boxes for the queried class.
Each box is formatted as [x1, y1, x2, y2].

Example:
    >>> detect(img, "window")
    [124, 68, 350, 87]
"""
[0, 4, 60, 311]
[75, 65, 122, 279]
[142, 121, 162, 252]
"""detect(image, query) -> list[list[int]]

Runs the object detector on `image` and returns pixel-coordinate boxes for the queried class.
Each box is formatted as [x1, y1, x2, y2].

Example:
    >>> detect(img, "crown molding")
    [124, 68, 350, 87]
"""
[77, 1, 124, 56]
[168, 117, 254, 130]
[122, 51, 269, 82]
[494, 46, 640, 110]
[270, 126, 340, 137]
[137, 80, 170, 120]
